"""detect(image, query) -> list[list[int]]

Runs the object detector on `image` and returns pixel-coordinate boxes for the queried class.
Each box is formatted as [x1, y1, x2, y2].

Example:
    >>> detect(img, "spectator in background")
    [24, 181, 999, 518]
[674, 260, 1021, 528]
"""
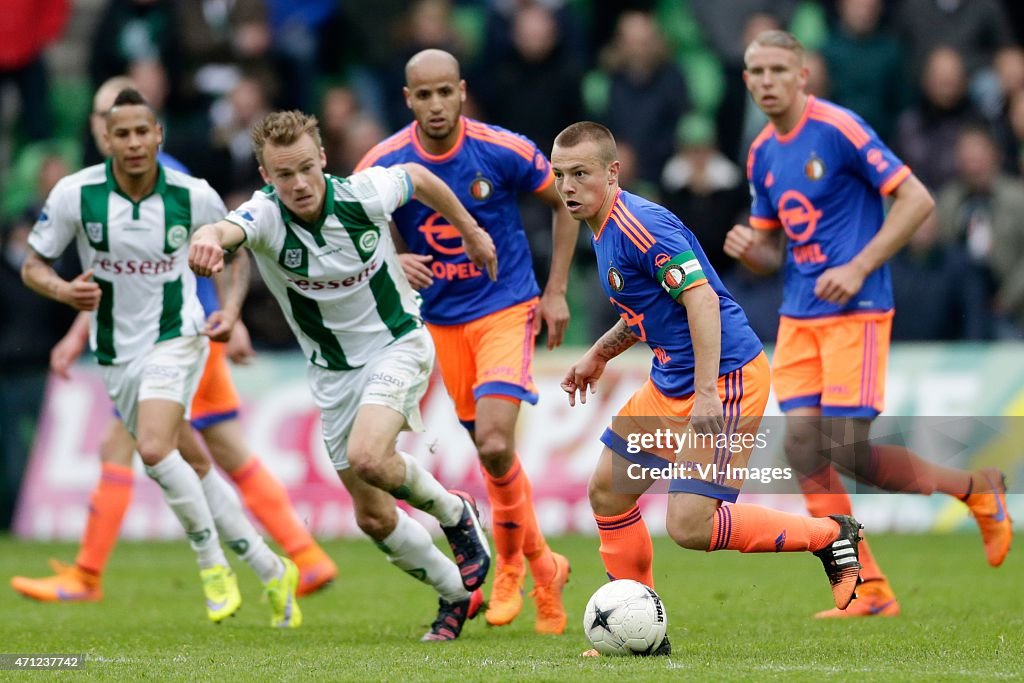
[0, 0, 69, 143]
[477, 4, 584, 158]
[937, 126, 1024, 338]
[691, 0, 798, 66]
[821, 0, 905, 142]
[890, 212, 989, 340]
[481, 0, 589, 71]
[895, 0, 1014, 80]
[895, 46, 983, 191]
[1003, 90, 1024, 176]
[174, 0, 275, 107]
[0, 153, 77, 530]
[210, 74, 270, 197]
[803, 51, 830, 98]
[600, 11, 691, 186]
[89, 0, 183, 105]
[661, 114, 746, 275]
[718, 12, 781, 163]
[264, 0, 339, 111]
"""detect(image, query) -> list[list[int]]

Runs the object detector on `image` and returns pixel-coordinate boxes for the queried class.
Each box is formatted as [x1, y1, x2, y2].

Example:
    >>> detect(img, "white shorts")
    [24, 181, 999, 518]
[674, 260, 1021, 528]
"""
[310, 328, 433, 470]
[101, 335, 209, 436]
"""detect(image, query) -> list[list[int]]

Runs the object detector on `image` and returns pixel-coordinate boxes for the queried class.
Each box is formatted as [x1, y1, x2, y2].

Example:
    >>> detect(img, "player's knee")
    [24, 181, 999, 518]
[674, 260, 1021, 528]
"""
[475, 432, 514, 476]
[135, 438, 173, 467]
[354, 505, 397, 541]
[665, 514, 712, 551]
[348, 448, 390, 487]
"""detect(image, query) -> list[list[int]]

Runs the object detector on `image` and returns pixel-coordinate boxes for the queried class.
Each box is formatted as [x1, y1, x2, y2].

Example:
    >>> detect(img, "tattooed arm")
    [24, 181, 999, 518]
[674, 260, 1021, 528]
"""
[560, 319, 638, 406]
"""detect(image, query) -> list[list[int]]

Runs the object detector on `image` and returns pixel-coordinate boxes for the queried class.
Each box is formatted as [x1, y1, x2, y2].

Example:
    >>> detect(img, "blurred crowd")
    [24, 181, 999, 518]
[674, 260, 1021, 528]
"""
[2, 0, 1024, 371]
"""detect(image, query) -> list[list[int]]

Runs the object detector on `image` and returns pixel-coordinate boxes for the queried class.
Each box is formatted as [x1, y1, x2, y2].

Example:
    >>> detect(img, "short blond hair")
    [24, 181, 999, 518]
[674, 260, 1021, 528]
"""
[251, 110, 323, 166]
[746, 30, 805, 61]
[553, 121, 617, 165]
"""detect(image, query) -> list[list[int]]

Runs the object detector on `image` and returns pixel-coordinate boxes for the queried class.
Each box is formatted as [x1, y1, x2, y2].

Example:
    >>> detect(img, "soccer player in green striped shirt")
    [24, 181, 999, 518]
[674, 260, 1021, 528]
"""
[190, 110, 499, 641]
[22, 89, 300, 628]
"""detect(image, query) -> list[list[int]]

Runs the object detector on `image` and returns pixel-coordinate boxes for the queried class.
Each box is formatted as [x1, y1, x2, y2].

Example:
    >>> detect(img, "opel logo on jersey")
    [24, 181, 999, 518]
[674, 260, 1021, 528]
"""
[359, 230, 379, 252]
[418, 212, 465, 255]
[804, 154, 825, 181]
[167, 225, 189, 249]
[607, 266, 624, 292]
[654, 253, 671, 268]
[469, 176, 493, 201]
[777, 189, 822, 243]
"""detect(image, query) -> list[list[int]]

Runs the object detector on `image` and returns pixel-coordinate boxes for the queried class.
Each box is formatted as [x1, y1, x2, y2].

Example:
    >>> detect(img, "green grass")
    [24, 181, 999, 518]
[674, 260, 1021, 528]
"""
[1, 534, 1021, 681]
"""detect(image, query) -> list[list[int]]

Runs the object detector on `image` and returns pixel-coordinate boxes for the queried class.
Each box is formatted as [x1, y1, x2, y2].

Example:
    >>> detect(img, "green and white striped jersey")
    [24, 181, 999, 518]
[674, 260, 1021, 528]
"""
[226, 166, 421, 370]
[29, 160, 225, 365]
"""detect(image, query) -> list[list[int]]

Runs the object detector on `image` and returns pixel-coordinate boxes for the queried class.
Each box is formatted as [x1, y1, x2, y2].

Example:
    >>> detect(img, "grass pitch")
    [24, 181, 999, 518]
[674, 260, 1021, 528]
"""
[1, 533, 1021, 681]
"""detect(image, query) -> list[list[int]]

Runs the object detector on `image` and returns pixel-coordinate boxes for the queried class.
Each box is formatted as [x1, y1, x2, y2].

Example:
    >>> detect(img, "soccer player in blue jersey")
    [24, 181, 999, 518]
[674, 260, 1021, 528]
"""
[356, 49, 574, 633]
[552, 121, 866, 656]
[724, 30, 1012, 618]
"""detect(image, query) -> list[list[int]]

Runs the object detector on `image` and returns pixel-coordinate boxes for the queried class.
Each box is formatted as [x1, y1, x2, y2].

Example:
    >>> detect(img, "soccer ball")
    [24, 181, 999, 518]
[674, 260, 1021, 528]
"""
[583, 579, 667, 656]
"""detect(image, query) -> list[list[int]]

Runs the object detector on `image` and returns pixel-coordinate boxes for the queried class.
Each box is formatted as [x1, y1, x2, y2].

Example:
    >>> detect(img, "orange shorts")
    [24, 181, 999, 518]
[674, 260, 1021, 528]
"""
[425, 297, 539, 429]
[601, 352, 771, 502]
[189, 340, 241, 429]
[772, 311, 893, 418]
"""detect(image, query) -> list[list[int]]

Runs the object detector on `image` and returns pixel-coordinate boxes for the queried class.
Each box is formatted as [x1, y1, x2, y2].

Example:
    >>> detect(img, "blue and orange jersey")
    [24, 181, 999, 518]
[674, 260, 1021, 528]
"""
[747, 95, 910, 318]
[594, 190, 763, 397]
[355, 116, 553, 325]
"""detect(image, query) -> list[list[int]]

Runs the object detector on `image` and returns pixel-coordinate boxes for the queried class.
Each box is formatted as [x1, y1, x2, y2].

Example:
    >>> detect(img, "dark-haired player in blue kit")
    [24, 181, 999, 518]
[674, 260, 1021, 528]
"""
[724, 30, 1011, 618]
[356, 49, 575, 634]
[552, 121, 865, 657]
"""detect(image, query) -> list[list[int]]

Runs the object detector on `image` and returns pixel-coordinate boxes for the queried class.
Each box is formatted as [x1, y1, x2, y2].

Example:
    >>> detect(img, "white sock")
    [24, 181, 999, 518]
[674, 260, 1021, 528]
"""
[145, 450, 226, 569]
[376, 507, 469, 603]
[200, 469, 284, 584]
[393, 451, 464, 527]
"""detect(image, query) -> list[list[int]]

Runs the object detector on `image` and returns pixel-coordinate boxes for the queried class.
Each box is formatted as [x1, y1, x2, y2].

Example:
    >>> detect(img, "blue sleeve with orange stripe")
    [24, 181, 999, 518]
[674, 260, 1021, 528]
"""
[832, 109, 909, 196]
[627, 207, 709, 300]
[746, 142, 780, 230]
[491, 127, 553, 194]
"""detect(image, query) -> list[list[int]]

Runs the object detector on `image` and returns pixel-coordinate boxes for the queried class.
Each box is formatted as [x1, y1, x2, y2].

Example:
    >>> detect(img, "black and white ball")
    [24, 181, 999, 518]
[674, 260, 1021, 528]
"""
[583, 579, 667, 655]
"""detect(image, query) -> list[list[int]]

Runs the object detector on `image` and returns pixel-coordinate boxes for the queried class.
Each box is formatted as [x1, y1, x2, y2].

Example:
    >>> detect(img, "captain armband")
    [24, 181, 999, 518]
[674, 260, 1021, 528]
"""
[656, 250, 705, 299]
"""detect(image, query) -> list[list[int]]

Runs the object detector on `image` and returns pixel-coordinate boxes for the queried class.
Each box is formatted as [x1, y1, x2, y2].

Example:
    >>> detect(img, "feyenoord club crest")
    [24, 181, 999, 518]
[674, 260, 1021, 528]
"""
[469, 176, 493, 201]
[662, 264, 685, 290]
[283, 248, 303, 269]
[607, 266, 624, 292]
[804, 153, 826, 181]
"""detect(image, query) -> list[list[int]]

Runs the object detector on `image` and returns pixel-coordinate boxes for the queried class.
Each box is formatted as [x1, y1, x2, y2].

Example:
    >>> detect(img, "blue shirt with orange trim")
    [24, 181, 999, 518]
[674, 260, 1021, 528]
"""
[355, 117, 552, 325]
[595, 190, 763, 397]
[748, 95, 909, 318]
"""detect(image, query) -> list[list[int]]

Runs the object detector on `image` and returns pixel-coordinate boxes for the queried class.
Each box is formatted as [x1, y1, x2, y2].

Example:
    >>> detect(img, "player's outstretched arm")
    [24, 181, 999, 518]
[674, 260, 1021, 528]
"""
[398, 162, 498, 281]
[22, 251, 101, 312]
[536, 182, 578, 349]
[723, 224, 784, 275]
[206, 246, 251, 342]
[50, 310, 91, 379]
[189, 220, 246, 277]
[679, 284, 725, 436]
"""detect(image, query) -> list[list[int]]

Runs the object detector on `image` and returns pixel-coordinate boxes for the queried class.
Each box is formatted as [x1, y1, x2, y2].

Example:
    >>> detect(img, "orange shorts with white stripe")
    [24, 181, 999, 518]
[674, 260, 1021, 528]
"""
[190, 340, 241, 429]
[425, 297, 539, 430]
[600, 352, 771, 502]
[772, 311, 893, 418]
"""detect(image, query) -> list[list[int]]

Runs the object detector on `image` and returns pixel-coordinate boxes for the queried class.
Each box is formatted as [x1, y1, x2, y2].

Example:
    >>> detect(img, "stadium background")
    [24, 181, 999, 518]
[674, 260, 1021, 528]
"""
[2, 0, 1023, 538]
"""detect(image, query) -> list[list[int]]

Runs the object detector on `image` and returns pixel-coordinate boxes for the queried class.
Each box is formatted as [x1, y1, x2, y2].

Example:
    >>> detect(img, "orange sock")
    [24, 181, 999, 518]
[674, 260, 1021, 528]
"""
[76, 463, 134, 575]
[483, 457, 527, 571]
[866, 445, 972, 496]
[229, 458, 312, 555]
[595, 505, 654, 587]
[707, 503, 838, 553]
[519, 466, 556, 585]
[800, 465, 886, 582]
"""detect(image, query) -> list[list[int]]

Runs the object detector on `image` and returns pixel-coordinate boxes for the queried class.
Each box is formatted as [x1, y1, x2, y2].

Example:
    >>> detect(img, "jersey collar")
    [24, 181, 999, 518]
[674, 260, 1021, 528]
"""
[274, 173, 334, 247]
[104, 157, 167, 203]
[411, 116, 466, 163]
[774, 94, 814, 144]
